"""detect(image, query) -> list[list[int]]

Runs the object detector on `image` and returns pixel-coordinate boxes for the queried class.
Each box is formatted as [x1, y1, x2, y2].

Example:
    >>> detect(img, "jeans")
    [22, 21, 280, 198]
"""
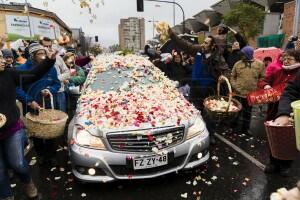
[0, 129, 31, 198]
[55, 92, 66, 112]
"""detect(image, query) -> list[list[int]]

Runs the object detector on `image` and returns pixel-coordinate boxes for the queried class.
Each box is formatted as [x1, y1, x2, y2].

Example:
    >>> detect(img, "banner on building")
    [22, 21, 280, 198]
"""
[5, 15, 33, 40]
[5, 15, 62, 41]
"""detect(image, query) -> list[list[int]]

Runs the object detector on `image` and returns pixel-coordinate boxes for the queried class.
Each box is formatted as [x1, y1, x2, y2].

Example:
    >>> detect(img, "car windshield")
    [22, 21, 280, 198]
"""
[89, 68, 157, 93]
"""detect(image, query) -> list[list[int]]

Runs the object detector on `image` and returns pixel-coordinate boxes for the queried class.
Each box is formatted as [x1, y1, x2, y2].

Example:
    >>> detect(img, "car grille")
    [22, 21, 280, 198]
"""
[110, 153, 186, 176]
[106, 126, 185, 152]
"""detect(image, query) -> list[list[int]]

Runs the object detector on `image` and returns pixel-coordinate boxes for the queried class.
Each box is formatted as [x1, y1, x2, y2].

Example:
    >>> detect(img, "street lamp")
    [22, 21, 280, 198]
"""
[148, 17, 159, 38]
[137, 0, 186, 33]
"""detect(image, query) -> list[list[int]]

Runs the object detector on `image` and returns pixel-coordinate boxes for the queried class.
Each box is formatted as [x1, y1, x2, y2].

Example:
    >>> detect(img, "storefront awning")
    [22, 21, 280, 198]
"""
[257, 34, 285, 48]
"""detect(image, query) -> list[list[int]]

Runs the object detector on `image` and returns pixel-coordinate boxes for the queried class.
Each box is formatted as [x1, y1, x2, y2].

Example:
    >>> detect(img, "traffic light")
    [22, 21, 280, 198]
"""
[137, 0, 144, 12]
[95, 35, 98, 42]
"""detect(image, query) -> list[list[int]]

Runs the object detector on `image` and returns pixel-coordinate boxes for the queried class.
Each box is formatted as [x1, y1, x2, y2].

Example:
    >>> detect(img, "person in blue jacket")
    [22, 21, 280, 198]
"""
[16, 43, 61, 166]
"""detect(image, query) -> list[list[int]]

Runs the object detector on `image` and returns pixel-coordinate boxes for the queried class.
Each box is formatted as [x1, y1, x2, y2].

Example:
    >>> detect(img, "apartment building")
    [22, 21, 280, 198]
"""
[119, 17, 145, 52]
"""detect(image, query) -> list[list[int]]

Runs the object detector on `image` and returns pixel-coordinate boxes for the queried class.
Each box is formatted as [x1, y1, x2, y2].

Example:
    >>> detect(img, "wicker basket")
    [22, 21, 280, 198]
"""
[265, 122, 299, 160]
[203, 75, 242, 121]
[25, 93, 68, 139]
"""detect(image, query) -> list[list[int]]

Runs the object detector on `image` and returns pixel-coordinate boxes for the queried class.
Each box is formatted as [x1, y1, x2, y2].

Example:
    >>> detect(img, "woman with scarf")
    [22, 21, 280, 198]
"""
[230, 46, 265, 134]
[258, 49, 300, 176]
[0, 50, 56, 200]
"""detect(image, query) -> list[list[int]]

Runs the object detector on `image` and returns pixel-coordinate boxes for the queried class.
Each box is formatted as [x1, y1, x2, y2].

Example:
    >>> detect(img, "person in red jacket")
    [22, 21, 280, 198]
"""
[265, 53, 283, 77]
[257, 49, 300, 176]
[258, 50, 300, 120]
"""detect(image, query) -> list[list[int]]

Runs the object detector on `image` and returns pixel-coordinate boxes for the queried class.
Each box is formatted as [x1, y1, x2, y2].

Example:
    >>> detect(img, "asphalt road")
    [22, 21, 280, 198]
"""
[11, 106, 300, 200]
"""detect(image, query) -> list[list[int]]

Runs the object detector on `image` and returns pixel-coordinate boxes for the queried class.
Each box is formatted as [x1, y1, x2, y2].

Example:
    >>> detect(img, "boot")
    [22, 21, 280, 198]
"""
[279, 167, 291, 177]
[24, 180, 38, 198]
[264, 163, 280, 174]
[279, 162, 292, 177]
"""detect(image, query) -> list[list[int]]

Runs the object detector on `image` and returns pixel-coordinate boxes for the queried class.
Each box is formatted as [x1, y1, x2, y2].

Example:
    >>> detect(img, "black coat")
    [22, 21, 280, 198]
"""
[277, 71, 300, 116]
[226, 49, 242, 69]
[167, 62, 190, 86]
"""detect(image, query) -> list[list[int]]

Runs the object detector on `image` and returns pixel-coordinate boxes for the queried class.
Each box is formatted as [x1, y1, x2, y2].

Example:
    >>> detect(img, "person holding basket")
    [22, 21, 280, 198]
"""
[16, 43, 61, 167]
[0, 49, 57, 200]
[264, 69, 300, 176]
[257, 50, 300, 176]
[166, 25, 229, 144]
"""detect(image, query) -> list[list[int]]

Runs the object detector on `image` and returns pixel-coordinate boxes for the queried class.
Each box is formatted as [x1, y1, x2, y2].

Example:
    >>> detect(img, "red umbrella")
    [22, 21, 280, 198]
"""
[254, 47, 283, 62]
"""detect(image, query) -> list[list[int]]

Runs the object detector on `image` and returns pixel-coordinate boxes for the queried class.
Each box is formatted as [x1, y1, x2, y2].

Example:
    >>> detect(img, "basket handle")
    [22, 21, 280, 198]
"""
[42, 90, 54, 110]
[217, 75, 233, 112]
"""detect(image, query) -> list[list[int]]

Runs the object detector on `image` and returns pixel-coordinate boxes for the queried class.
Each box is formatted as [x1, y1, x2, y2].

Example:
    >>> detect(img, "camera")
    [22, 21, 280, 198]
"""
[218, 24, 229, 35]
[292, 36, 298, 42]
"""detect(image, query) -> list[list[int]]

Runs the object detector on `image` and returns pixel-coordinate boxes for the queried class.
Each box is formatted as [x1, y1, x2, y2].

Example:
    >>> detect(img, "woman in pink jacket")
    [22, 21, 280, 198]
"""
[265, 53, 284, 76]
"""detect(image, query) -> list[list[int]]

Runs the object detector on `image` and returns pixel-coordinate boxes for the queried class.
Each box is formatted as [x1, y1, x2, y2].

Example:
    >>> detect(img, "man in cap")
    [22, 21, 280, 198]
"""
[230, 46, 265, 134]
[15, 43, 61, 166]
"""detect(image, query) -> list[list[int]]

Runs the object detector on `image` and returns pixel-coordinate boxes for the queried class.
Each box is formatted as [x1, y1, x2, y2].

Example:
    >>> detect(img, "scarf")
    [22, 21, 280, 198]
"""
[282, 63, 300, 70]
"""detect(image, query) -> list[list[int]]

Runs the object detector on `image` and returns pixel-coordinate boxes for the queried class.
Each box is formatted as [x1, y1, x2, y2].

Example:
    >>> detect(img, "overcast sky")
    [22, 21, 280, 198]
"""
[12, 0, 219, 47]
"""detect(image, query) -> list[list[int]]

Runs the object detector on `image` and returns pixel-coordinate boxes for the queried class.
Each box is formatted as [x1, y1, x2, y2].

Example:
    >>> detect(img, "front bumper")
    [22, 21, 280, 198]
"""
[69, 133, 210, 183]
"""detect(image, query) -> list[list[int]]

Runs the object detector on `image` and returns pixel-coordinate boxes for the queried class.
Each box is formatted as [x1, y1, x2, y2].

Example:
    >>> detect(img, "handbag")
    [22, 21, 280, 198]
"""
[247, 83, 286, 106]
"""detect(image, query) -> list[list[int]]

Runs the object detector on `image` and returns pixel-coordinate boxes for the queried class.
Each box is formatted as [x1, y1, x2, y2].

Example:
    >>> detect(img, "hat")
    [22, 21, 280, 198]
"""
[1, 49, 13, 58]
[63, 52, 75, 62]
[241, 46, 254, 60]
[28, 43, 45, 55]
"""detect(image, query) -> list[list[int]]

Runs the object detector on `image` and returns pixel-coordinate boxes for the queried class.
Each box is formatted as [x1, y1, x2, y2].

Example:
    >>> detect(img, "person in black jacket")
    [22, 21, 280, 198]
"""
[276, 71, 300, 123]
[264, 71, 300, 176]
[168, 51, 189, 86]
[223, 27, 247, 68]
[0, 50, 57, 200]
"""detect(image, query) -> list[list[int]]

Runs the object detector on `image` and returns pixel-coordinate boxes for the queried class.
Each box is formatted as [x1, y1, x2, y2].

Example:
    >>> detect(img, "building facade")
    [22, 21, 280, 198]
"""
[118, 17, 145, 52]
[0, 2, 71, 42]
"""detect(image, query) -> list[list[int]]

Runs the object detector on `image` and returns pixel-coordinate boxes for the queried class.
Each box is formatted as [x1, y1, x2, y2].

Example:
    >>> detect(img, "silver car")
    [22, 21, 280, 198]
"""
[68, 55, 210, 183]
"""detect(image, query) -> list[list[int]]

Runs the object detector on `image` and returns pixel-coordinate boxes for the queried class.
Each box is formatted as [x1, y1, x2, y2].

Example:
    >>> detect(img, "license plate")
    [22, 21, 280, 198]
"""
[133, 155, 168, 170]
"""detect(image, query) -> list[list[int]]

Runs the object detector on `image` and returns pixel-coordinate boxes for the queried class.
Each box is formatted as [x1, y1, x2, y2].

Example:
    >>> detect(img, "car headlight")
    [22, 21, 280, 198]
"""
[75, 129, 106, 150]
[186, 116, 206, 140]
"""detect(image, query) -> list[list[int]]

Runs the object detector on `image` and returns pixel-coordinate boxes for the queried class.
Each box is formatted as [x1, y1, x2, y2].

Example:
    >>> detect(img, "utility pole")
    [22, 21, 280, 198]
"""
[24, 0, 33, 39]
[173, 0, 175, 26]
[148, 17, 159, 38]
[293, 0, 300, 36]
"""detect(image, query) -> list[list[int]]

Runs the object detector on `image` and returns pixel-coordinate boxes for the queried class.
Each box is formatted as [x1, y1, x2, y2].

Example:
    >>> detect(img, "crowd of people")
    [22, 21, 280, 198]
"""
[0, 36, 93, 200]
[1, 24, 300, 199]
[145, 24, 300, 177]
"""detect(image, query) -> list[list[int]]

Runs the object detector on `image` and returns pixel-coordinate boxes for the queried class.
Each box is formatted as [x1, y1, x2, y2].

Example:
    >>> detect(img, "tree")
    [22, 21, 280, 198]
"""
[223, 3, 265, 41]
[89, 44, 103, 56]
[108, 44, 121, 53]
